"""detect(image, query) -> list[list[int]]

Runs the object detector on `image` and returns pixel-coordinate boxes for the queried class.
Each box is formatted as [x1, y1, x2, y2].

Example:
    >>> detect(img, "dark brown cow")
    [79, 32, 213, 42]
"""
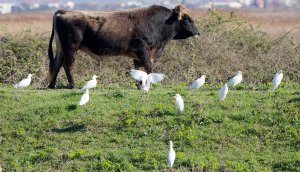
[48, 5, 199, 88]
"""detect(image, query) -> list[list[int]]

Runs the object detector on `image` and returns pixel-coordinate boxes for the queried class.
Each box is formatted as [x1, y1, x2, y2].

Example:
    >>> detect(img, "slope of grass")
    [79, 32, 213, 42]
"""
[0, 84, 299, 171]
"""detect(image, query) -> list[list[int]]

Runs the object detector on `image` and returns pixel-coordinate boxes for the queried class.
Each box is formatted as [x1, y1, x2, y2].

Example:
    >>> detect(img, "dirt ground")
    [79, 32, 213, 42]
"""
[0, 10, 300, 40]
[0, 12, 52, 36]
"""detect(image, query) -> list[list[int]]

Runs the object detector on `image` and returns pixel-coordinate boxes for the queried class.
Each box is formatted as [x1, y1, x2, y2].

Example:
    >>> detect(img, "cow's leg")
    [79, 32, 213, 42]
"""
[62, 50, 76, 89]
[48, 53, 63, 88]
[131, 39, 152, 73]
[133, 60, 143, 89]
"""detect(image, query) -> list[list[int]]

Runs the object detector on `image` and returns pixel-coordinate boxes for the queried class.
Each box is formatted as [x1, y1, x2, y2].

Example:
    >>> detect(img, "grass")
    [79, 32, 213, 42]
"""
[0, 83, 299, 171]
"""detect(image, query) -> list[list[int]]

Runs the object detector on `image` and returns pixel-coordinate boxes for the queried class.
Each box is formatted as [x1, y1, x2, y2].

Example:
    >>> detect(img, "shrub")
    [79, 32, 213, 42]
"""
[0, 10, 299, 87]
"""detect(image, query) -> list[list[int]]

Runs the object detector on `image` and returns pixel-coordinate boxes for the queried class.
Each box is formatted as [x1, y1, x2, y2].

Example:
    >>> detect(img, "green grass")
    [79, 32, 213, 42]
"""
[0, 84, 299, 171]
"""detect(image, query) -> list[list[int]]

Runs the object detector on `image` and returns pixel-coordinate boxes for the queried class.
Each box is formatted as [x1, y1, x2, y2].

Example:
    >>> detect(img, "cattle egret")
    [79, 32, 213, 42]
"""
[226, 71, 242, 87]
[14, 74, 32, 89]
[80, 75, 98, 92]
[167, 141, 176, 168]
[78, 89, 89, 106]
[130, 69, 165, 92]
[218, 83, 228, 101]
[175, 94, 184, 114]
[272, 70, 283, 92]
[189, 75, 206, 91]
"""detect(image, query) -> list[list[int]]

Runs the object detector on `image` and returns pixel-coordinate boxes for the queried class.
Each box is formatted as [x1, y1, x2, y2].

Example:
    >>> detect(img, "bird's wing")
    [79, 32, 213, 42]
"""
[198, 78, 205, 87]
[218, 86, 222, 94]
[176, 97, 184, 110]
[236, 75, 243, 83]
[273, 73, 283, 86]
[130, 69, 147, 81]
[86, 80, 96, 88]
[79, 93, 89, 105]
[80, 80, 95, 92]
[218, 86, 225, 98]
[273, 73, 280, 84]
[272, 73, 278, 84]
[278, 73, 283, 82]
[188, 80, 198, 89]
[227, 76, 236, 86]
[170, 150, 176, 163]
[167, 150, 176, 166]
[14, 83, 19, 88]
[17, 79, 29, 88]
[148, 73, 165, 83]
[80, 84, 87, 92]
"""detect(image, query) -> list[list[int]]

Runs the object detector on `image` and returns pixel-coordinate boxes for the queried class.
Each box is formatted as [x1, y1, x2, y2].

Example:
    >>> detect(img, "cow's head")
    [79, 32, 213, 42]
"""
[167, 5, 199, 39]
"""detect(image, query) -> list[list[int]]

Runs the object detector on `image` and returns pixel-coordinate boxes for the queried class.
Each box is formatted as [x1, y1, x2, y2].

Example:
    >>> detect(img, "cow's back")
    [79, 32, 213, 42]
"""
[54, 6, 173, 57]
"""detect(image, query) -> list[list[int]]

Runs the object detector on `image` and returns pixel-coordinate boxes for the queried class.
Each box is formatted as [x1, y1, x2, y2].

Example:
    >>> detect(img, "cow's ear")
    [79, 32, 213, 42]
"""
[174, 5, 190, 20]
[165, 6, 181, 25]
[172, 6, 181, 20]
[174, 5, 183, 20]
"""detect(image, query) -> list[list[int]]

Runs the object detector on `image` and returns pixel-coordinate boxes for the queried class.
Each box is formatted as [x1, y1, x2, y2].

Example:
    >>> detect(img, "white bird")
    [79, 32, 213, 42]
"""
[80, 75, 98, 92]
[14, 74, 32, 89]
[272, 70, 283, 92]
[78, 89, 89, 106]
[226, 71, 242, 87]
[189, 75, 206, 91]
[130, 69, 165, 92]
[218, 83, 228, 101]
[167, 141, 176, 168]
[175, 94, 184, 114]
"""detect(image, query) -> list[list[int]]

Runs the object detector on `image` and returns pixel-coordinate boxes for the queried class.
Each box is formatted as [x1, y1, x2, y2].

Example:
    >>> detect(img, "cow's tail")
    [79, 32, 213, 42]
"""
[48, 13, 56, 77]
[48, 10, 66, 76]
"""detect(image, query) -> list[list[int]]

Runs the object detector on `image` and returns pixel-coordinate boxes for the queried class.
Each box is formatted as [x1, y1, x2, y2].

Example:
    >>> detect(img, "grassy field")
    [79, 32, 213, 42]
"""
[0, 8, 300, 171]
[0, 83, 299, 171]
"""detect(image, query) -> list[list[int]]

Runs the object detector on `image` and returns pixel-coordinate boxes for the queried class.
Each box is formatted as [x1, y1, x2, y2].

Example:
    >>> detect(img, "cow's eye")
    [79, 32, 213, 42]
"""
[183, 18, 189, 23]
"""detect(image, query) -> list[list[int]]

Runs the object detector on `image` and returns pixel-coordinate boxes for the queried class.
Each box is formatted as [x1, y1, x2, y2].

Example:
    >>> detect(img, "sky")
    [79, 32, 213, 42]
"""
[0, 0, 200, 4]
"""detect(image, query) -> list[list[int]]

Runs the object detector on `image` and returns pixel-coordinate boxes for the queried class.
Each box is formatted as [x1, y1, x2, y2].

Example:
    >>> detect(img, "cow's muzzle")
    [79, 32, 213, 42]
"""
[194, 32, 200, 38]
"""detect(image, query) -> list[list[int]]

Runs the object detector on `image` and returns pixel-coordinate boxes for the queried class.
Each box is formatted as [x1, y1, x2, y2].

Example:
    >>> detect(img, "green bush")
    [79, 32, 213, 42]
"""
[0, 29, 48, 86]
[0, 10, 299, 88]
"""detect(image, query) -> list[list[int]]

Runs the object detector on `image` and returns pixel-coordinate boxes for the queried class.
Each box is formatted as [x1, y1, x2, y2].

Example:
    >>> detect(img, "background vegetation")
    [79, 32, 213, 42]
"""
[0, 10, 299, 88]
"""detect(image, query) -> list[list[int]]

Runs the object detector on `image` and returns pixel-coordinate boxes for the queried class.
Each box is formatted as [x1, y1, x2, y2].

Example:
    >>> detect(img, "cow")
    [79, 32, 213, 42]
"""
[48, 4, 199, 89]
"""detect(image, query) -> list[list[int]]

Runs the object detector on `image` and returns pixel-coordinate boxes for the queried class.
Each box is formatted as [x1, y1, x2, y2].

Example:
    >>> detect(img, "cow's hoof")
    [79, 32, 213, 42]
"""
[48, 84, 56, 89]
[68, 85, 76, 89]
